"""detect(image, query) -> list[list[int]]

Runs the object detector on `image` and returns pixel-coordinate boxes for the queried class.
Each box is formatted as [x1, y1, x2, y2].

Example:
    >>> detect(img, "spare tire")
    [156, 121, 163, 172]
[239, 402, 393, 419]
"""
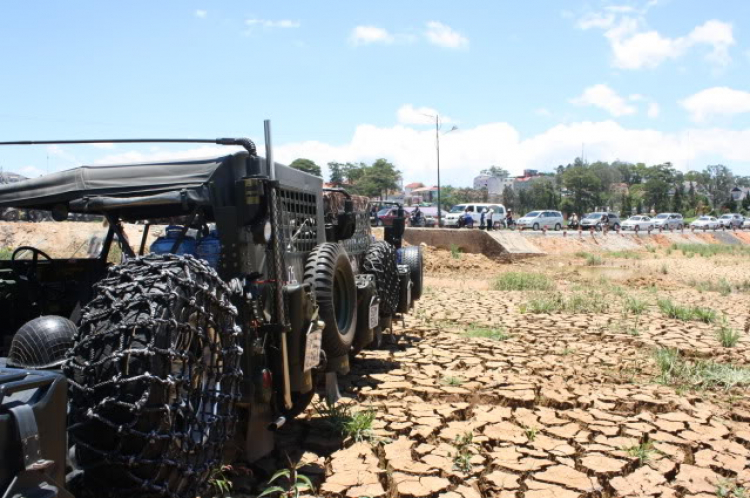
[65, 254, 242, 498]
[400, 246, 424, 301]
[304, 243, 357, 358]
[363, 241, 400, 316]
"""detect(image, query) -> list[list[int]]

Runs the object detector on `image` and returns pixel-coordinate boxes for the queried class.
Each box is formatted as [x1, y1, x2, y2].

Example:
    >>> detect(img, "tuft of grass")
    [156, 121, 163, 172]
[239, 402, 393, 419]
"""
[716, 479, 748, 498]
[692, 307, 717, 324]
[623, 441, 657, 466]
[654, 347, 750, 390]
[522, 291, 609, 314]
[673, 243, 750, 258]
[494, 272, 554, 291]
[464, 324, 510, 341]
[441, 375, 466, 386]
[717, 322, 741, 348]
[586, 254, 604, 266]
[523, 426, 539, 442]
[658, 299, 716, 323]
[315, 402, 377, 443]
[0, 247, 12, 260]
[646, 245, 656, 253]
[690, 278, 733, 296]
[450, 244, 462, 259]
[208, 465, 234, 497]
[660, 263, 669, 275]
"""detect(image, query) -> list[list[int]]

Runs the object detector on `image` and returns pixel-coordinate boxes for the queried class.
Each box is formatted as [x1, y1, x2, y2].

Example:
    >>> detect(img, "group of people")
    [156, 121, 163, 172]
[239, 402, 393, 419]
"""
[459, 207, 513, 230]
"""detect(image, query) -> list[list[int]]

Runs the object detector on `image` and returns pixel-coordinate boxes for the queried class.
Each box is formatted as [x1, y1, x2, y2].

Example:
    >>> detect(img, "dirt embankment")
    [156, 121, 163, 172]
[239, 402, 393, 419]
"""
[0, 221, 159, 258]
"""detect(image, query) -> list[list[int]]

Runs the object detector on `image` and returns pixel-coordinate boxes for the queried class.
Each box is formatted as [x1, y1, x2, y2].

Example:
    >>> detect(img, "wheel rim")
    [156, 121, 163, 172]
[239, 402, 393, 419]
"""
[333, 268, 354, 335]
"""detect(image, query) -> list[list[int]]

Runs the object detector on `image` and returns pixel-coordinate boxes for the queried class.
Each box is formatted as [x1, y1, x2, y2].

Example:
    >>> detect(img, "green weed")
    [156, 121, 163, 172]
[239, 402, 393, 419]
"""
[623, 296, 647, 315]
[609, 251, 643, 259]
[716, 478, 748, 498]
[654, 348, 750, 390]
[259, 458, 315, 498]
[464, 324, 510, 341]
[717, 323, 741, 348]
[451, 432, 477, 474]
[315, 402, 377, 443]
[623, 441, 656, 466]
[658, 299, 715, 322]
[450, 244, 462, 259]
[494, 272, 554, 291]
[522, 291, 609, 314]
[442, 375, 466, 386]
[523, 426, 539, 442]
[672, 243, 750, 258]
[208, 465, 234, 497]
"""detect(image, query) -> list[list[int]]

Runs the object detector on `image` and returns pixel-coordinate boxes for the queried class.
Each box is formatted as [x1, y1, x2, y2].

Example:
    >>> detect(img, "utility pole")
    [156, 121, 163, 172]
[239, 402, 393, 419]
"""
[435, 115, 442, 227]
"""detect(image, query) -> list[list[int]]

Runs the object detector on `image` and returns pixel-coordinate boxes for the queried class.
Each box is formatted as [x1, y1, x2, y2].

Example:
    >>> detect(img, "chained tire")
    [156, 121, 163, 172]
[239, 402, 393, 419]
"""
[304, 243, 357, 358]
[363, 240, 400, 316]
[65, 254, 242, 498]
[400, 246, 424, 301]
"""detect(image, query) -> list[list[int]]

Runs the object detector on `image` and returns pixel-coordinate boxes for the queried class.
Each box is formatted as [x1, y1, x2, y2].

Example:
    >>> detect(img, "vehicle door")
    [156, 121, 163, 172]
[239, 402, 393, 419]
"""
[466, 205, 478, 223]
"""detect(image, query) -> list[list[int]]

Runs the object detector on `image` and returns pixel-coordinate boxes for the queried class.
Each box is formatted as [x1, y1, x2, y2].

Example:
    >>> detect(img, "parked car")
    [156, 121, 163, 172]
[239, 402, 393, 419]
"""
[652, 213, 684, 230]
[374, 206, 398, 226]
[718, 213, 744, 228]
[444, 203, 506, 228]
[743, 218, 750, 229]
[580, 212, 621, 231]
[621, 215, 654, 232]
[691, 216, 720, 230]
[516, 210, 564, 231]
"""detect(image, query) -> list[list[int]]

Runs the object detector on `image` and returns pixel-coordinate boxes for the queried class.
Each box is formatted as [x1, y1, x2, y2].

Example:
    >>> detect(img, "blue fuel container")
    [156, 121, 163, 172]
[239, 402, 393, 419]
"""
[150, 225, 197, 256]
[196, 230, 222, 268]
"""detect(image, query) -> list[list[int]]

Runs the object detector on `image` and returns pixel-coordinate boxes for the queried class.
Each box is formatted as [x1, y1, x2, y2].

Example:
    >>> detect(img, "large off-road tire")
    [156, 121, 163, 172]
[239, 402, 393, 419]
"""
[400, 246, 424, 301]
[363, 241, 400, 316]
[65, 254, 242, 498]
[304, 243, 357, 358]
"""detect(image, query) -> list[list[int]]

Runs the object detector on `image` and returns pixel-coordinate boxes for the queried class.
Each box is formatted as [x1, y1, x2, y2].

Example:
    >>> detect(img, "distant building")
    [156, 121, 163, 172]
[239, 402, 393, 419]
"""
[731, 186, 750, 201]
[473, 174, 513, 196]
[404, 182, 424, 197]
[410, 185, 438, 203]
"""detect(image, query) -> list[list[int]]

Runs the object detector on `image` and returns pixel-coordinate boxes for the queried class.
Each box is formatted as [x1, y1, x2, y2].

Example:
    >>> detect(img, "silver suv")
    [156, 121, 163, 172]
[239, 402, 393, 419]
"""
[652, 213, 684, 230]
[517, 210, 565, 231]
[718, 213, 744, 228]
[580, 212, 621, 231]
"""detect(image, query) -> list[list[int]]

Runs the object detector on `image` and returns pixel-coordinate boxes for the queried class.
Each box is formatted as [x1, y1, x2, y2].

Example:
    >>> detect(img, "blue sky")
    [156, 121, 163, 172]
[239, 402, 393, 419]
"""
[1, 0, 750, 186]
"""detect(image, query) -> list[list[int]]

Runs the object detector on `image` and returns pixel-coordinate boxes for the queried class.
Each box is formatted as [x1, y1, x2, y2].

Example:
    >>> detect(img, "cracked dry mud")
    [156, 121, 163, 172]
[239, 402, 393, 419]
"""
[237, 247, 750, 498]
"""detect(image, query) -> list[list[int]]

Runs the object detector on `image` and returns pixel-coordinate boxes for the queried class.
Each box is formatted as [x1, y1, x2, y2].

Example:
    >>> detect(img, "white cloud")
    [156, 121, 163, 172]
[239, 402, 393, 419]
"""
[570, 84, 637, 117]
[681, 87, 750, 123]
[245, 19, 300, 29]
[350, 26, 394, 46]
[647, 102, 660, 118]
[91, 142, 115, 150]
[88, 117, 750, 187]
[194, 10, 207, 18]
[578, 6, 735, 69]
[397, 105, 454, 125]
[425, 21, 468, 49]
[18, 165, 45, 178]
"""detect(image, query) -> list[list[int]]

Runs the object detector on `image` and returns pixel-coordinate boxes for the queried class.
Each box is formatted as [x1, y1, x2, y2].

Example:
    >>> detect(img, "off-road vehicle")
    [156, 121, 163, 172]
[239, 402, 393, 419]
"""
[0, 122, 423, 498]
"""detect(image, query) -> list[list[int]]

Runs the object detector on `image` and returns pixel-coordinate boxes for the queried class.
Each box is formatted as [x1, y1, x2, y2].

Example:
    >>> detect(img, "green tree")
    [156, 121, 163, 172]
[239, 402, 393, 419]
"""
[643, 163, 676, 213]
[672, 182, 685, 213]
[562, 164, 603, 214]
[703, 164, 734, 208]
[480, 166, 509, 178]
[501, 185, 516, 211]
[289, 158, 322, 177]
[328, 162, 344, 185]
[621, 193, 633, 216]
[356, 159, 401, 200]
[742, 193, 750, 213]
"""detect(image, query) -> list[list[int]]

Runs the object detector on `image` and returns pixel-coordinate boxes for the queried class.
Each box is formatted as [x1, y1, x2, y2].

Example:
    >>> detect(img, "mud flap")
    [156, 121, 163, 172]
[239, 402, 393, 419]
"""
[324, 372, 341, 406]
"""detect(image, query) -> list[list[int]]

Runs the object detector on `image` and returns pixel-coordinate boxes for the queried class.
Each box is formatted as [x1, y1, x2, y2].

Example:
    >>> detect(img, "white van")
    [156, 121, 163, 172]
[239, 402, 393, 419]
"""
[444, 203, 506, 227]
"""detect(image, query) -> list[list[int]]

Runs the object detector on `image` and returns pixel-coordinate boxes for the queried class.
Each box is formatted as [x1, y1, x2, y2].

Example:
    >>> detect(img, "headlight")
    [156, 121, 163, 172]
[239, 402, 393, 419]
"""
[264, 221, 273, 242]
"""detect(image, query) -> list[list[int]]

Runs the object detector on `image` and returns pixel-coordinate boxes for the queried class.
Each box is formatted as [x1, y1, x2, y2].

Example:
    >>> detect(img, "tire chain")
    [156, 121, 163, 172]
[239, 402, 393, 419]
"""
[64, 253, 243, 498]
[362, 241, 400, 316]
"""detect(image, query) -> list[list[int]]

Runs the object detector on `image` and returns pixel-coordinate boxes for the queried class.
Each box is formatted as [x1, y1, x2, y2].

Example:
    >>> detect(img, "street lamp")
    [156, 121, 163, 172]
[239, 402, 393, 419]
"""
[423, 113, 458, 228]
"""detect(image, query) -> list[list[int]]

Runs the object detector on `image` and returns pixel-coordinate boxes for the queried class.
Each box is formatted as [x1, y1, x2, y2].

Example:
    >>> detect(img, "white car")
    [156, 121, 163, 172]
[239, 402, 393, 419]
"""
[743, 218, 750, 229]
[652, 213, 684, 230]
[621, 215, 654, 232]
[444, 203, 506, 227]
[516, 210, 564, 231]
[718, 213, 744, 228]
[690, 216, 720, 230]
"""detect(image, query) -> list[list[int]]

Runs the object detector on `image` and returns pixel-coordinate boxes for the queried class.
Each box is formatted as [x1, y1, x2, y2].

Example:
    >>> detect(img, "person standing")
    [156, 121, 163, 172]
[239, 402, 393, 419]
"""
[480, 208, 487, 230]
[486, 207, 494, 231]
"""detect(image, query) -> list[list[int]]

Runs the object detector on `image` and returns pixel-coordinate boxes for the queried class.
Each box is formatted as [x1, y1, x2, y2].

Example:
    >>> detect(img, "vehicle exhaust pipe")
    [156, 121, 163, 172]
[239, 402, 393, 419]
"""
[267, 416, 287, 432]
